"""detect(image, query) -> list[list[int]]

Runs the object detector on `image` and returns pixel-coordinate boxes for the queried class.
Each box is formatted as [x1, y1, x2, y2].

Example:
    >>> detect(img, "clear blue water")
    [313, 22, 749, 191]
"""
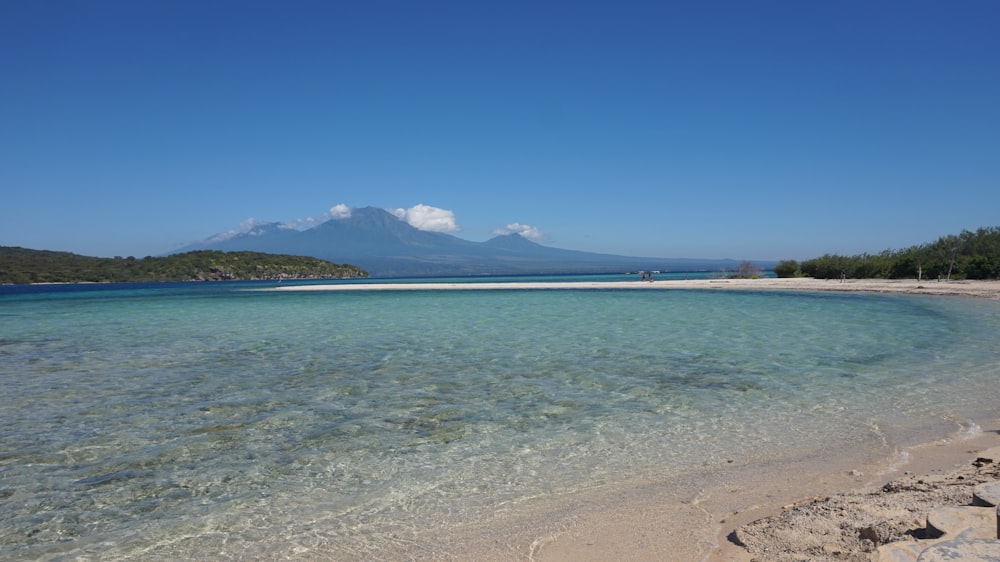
[2, 276, 999, 560]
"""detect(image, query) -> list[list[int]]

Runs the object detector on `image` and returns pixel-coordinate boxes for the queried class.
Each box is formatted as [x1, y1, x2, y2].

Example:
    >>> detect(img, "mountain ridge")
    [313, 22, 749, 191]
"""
[174, 206, 765, 277]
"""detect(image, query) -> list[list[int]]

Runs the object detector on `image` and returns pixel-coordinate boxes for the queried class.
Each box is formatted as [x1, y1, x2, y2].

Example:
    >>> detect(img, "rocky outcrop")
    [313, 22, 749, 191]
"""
[874, 478, 1000, 561]
[734, 448, 1000, 561]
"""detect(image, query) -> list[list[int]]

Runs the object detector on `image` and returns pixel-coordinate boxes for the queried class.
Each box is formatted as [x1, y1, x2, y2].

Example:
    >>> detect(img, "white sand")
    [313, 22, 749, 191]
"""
[412, 427, 1000, 562]
[275, 277, 1000, 299]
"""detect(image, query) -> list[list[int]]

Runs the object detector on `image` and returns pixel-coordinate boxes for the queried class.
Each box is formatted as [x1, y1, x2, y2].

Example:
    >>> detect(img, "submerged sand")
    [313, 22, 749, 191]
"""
[274, 277, 1000, 560]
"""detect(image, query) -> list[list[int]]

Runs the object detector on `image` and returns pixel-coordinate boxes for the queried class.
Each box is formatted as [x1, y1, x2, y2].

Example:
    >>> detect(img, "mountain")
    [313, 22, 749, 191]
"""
[174, 206, 759, 277]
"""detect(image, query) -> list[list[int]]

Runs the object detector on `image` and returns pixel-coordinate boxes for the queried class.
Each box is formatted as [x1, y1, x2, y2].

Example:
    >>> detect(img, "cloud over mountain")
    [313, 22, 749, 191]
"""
[207, 218, 292, 242]
[281, 203, 354, 230]
[176, 205, 758, 277]
[329, 204, 352, 219]
[392, 204, 460, 233]
[493, 222, 545, 243]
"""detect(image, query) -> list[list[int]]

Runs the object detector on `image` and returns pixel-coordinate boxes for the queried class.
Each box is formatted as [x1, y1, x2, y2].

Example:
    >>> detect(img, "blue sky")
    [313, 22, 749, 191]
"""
[2, 1, 998, 261]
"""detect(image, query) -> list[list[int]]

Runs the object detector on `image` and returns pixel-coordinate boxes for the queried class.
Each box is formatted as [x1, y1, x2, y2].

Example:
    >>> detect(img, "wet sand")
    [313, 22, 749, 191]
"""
[380, 424, 1000, 562]
[412, 423, 1000, 562]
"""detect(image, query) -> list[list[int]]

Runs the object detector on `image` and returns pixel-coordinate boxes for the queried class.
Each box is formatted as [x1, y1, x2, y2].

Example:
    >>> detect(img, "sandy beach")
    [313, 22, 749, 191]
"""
[276, 277, 1000, 560]
[275, 277, 1000, 300]
[400, 403, 1000, 562]
[520, 430, 1000, 562]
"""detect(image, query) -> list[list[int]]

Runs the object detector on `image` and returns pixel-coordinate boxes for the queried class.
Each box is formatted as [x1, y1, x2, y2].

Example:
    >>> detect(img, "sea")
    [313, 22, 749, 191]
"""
[2, 273, 1000, 560]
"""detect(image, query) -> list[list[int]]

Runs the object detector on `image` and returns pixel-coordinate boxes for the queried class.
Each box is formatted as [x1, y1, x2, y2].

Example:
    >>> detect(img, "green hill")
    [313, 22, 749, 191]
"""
[0, 248, 368, 284]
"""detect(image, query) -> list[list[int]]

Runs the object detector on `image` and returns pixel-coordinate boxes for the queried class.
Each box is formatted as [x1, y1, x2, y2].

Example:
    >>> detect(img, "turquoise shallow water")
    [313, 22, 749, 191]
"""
[2, 278, 999, 560]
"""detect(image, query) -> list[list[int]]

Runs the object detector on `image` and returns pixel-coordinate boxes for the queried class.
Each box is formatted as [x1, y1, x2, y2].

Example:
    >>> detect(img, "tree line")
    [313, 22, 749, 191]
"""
[0, 248, 369, 284]
[774, 226, 1000, 280]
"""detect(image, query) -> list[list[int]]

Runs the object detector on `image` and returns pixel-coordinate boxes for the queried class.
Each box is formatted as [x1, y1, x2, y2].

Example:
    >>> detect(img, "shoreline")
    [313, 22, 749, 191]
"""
[708, 427, 1000, 562]
[274, 277, 1000, 299]
[278, 277, 1000, 560]
[387, 421, 1000, 561]
[469, 422, 1000, 562]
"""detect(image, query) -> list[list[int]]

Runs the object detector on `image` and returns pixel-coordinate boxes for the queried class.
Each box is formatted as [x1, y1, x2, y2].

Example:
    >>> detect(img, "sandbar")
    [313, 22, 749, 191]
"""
[275, 277, 1000, 299]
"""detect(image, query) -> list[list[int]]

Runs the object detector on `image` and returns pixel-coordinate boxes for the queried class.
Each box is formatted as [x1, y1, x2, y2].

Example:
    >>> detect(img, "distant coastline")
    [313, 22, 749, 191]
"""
[0, 247, 368, 284]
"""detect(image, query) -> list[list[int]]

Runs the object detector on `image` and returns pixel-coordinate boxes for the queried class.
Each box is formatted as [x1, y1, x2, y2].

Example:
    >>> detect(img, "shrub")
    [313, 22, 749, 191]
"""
[773, 260, 799, 278]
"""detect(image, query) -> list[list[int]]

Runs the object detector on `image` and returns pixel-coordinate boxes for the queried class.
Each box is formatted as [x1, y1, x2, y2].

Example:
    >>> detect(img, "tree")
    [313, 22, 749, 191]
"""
[773, 260, 799, 278]
[789, 225, 1000, 280]
[0, 247, 369, 284]
[735, 260, 763, 279]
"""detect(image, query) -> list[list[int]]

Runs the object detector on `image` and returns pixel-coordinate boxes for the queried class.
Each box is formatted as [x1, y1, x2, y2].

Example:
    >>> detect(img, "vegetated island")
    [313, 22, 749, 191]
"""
[774, 225, 1000, 280]
[0, 247, 368, 284]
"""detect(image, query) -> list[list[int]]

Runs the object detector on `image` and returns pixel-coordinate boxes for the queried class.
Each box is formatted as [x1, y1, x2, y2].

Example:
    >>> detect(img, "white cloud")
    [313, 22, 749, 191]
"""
[329, 204, 352, 219]
[280, 203, 352, 230]
[285, 216, 317, 229]
[392, 204, 460, 233]
[207, 218, 288, 242]
[237, 218, 264, 233]
[492, 222, 545, 242]
[207, 203, 463, 244]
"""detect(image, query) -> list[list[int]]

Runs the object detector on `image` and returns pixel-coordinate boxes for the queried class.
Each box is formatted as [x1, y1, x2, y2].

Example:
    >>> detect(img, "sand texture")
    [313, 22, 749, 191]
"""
[730, 445, 1000, 562]
[275, 277, 1000, 299]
